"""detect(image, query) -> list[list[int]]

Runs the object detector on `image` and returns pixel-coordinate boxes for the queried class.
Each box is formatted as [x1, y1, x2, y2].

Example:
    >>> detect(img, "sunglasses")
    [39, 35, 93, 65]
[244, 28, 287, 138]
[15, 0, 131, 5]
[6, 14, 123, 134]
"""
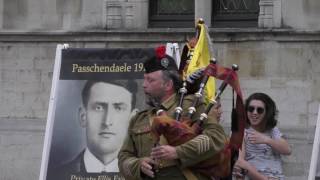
[247, 106, 265, 114]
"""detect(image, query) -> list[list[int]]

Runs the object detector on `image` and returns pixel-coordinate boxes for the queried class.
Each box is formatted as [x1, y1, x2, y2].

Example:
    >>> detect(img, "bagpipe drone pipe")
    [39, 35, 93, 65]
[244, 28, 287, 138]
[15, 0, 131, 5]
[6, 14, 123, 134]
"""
[150, 60, 246, 178]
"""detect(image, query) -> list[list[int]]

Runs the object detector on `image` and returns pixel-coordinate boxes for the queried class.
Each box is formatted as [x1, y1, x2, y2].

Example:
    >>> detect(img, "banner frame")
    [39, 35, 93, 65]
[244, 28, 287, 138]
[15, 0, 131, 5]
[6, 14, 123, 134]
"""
[39, 44, 69, 180]
[308, 104, 320, 180]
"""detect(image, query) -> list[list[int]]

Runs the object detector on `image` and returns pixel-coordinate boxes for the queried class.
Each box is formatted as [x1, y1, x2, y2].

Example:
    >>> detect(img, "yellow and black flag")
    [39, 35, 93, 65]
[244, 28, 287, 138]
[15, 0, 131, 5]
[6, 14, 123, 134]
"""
[182, 19, 216, 104]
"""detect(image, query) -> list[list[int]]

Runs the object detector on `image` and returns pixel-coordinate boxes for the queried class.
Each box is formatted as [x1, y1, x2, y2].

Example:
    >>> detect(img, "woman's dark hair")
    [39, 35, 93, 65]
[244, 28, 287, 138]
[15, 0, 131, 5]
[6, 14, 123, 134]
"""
[81, 80, 137, 109]
[245, 92, 278, 131]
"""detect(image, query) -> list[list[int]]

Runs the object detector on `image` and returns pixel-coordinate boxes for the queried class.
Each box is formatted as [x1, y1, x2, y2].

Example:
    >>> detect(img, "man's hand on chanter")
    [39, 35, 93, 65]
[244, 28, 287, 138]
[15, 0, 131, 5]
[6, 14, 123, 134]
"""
[140, 157, 156, 178]
[151, 145, 178, 160]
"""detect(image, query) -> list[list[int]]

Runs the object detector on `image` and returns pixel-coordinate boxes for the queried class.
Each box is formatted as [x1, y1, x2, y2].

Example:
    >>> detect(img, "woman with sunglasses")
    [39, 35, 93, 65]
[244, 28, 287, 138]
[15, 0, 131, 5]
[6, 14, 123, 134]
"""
[233, 92, 291, 180]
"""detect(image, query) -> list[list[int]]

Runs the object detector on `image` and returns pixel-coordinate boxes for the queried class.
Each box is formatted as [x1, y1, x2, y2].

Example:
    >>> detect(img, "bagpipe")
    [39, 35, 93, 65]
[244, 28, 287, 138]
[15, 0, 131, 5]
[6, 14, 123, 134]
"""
[150, 59, 246, 178]
[151, 19, 246, 179]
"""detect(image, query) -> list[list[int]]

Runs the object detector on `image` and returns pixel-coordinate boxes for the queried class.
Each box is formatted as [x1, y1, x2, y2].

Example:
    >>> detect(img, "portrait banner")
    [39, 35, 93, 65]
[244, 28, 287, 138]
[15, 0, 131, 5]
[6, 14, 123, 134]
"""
[40, 45, 154, 180]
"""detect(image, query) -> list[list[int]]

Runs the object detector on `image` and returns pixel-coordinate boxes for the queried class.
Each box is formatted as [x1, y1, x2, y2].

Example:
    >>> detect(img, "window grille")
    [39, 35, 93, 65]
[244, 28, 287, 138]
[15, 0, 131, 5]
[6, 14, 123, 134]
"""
[212, 0, 260, 27]
[149, 0, 194, 28]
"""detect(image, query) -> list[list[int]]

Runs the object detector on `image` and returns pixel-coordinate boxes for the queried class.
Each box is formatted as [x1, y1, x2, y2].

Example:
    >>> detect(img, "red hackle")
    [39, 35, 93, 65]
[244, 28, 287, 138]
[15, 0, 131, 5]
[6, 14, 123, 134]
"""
[155, 45, 166, 60]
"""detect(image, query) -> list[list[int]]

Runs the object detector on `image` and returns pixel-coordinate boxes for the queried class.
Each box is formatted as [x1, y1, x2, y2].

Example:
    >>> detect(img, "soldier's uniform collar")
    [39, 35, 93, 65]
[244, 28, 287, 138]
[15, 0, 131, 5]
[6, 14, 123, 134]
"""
[160, 93, 178, 111]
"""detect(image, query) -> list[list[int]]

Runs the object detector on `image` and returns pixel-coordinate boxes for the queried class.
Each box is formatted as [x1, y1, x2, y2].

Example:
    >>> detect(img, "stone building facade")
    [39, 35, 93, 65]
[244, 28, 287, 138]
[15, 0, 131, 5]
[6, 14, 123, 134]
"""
[0, 0, 320, 179]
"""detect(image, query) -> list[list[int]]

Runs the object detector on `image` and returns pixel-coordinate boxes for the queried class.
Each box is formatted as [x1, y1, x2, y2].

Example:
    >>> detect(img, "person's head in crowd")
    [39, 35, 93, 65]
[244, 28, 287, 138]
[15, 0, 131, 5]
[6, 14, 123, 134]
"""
[143, 45, 182, 107]
[245, 92, 278, 132]
[79, 80, 137, 164]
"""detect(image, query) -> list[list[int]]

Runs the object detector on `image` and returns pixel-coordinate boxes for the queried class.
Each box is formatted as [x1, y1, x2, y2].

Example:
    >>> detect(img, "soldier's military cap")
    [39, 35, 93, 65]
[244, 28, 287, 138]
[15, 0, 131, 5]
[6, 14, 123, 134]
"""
[144, 45, 178, 73]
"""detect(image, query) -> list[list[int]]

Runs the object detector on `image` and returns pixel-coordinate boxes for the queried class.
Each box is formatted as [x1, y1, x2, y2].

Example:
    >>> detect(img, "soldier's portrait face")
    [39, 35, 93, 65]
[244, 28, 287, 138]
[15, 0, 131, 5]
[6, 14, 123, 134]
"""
[80, 82, 132, 159]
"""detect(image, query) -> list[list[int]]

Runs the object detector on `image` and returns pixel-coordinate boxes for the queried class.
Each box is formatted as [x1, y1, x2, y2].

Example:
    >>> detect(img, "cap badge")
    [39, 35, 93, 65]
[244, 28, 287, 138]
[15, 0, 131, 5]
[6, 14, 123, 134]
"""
[160, 58, 169, 68]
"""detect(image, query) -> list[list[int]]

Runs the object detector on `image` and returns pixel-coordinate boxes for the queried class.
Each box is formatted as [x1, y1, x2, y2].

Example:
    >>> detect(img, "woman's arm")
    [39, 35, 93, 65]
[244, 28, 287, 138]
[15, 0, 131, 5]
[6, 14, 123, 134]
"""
[239, 138, 245, 159]
[247, 130, 291, 155]
[265, 137, 291, 155]
[235, 158, 269, 180]
[234, 136, 268, 180]
[233, 141, 246, 180]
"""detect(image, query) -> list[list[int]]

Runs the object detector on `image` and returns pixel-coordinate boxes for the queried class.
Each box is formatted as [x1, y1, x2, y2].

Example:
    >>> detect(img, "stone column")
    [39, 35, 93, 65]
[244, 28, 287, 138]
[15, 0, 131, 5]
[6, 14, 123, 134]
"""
[195, 0, 212, 27]
[258, 0, 274, 28]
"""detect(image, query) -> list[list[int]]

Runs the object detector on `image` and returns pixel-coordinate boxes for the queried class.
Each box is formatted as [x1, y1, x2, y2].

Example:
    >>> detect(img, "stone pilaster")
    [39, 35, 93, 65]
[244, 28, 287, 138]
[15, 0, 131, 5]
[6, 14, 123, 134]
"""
[27, 0, 42, 29]
[57, 0, 82, 30]
[259, 0, 276, 28]
[104, 0, 148, 29]
[195, 0, 212, 27]
[124, 1, 134, 29]
[0, 0, 3, 29]
[80, 0, 104, 29]
[130, 0, 148, 29]
[104, 0, 123, 29]
[42, 0, 59, 29]
[273, 0, 281, 28]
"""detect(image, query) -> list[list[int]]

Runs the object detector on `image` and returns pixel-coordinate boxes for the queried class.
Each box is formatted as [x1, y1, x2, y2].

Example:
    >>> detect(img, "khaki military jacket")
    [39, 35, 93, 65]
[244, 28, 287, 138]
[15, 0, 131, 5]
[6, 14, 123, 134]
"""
[118, 93, 227, 180]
